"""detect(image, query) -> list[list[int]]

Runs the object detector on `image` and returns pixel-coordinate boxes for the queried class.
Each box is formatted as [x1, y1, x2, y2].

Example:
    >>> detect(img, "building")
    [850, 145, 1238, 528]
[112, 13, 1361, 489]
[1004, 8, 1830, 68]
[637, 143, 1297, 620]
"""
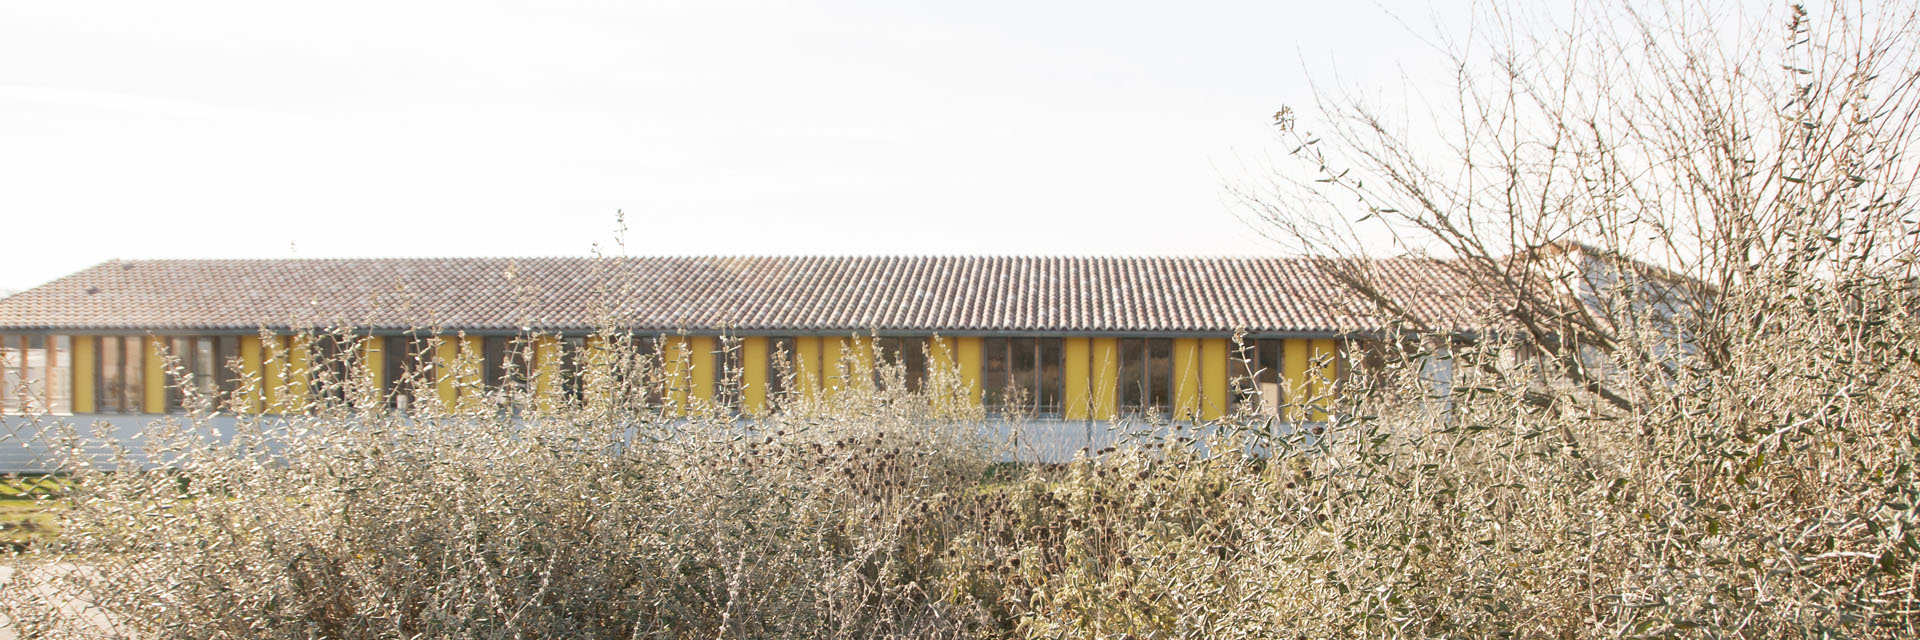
[0, 256, 1487, 466]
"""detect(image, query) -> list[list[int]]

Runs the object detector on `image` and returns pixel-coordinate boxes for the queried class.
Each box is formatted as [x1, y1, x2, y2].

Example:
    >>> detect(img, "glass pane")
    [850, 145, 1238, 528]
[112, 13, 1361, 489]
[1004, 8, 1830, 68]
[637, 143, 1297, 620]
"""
[1229, 339, 1255, 411]
[874, 337, 901, 388]
[170, 337, 191, 412]
[483, 336, 509, 389]
[1007, 338, 1036, 413]
[216, 336, 241, 399]
[6, 337, 20, 414]
[100, 336, 123, 413]
[50, 336, 70, 414]
[1, 336, 19, 414]
[196, 338, 217, 398]
[124, 337, 144, 413]
[766, 337, 792, 398]
[1119, 339, 1145, 412]
[23, 336, 46, 413]
[983, 337, 1008, 410]
[902, 337, 926, 393]
[1147, 339, 1172, 415]
[1257, 339, 1284, 417]
[1038, 338, 1062, 415]
[715, 336, 739, 410]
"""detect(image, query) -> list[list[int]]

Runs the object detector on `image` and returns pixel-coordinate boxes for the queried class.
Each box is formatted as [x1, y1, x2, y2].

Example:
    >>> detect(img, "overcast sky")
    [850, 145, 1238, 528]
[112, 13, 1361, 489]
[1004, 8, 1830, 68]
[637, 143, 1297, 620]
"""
[1, 1, 1463, 293]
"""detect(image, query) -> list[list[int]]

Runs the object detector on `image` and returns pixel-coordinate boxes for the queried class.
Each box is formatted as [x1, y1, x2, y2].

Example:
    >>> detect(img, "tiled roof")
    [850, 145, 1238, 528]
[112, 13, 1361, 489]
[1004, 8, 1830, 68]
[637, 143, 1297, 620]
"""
[0, 257, 1491, 335]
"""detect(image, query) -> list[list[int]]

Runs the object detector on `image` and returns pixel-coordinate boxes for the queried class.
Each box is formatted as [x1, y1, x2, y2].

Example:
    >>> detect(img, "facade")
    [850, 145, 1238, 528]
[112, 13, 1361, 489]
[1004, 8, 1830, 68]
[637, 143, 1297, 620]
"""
[0, 256, 1487, 430]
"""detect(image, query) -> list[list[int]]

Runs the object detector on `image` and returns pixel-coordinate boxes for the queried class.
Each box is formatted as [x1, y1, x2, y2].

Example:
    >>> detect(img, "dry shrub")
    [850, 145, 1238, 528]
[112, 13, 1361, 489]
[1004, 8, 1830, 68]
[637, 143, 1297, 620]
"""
[4, 334, 999, 638]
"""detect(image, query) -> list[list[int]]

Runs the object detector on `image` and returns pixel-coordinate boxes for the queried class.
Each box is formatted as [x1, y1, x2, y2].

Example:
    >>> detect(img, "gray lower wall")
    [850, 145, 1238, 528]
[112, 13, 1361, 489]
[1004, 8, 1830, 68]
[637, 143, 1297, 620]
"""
[0, 414, 1302, 474]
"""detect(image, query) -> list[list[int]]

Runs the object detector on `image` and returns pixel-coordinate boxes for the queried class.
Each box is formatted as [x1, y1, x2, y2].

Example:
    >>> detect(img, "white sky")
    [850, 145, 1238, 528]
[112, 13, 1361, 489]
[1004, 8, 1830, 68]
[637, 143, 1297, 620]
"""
[0, 1, 1464, 293]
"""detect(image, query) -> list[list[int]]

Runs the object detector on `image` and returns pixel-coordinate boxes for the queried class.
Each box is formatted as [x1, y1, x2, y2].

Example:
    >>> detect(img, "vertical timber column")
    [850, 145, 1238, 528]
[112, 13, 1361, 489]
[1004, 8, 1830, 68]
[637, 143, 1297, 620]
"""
[1090, 337, 1118, 421]
[142, 336, 166, 414]
[954, 337, 983, 408]
[1200, 338, 1229, 421]
[793, 336, 822, 402]
[1282, 339, 1309, 422]
[1063, 337, 1091, 420]
[239, 336, 263, 413]
[361, 336, 385, 408]
[1311, 338, 1338, 421]
[533, 335, 561, 412]
[741, 336, 769, 415]
[434, 337, 459, 410]
[71, 336, 96, 414]
[689, 336, 717, 411]
[1171, 338, 1200, 421]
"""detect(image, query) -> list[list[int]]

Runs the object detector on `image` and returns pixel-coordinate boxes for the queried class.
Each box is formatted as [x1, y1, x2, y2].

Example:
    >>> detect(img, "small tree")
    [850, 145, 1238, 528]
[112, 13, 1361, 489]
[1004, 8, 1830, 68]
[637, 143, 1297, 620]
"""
[1241, 1, 1920, 634]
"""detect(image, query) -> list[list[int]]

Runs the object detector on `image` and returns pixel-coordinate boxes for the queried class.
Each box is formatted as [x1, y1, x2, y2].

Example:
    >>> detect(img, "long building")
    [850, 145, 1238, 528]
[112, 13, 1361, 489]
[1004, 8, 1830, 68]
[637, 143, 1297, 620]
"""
[0, 256, 1486, 433]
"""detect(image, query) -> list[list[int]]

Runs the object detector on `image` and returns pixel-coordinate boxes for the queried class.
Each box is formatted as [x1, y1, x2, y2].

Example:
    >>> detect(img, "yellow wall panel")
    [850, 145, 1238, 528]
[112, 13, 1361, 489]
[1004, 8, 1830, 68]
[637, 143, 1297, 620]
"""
[661, 337, 688, 415]
[1063, 338, 1090, 420]
[1090, 337, 1118, 421]
[1311, 338, 1338, 421]
[1171, 338, 1200, 421]
[533, 335, 561, 412]
[262, 336, 285, 412]
[1282, 339, 1310, 422]
[1200, 338, 1229, 421]
[287, 335, 313, 413]
[954, 337, 982, 407]
[793, 336, 821, 401]
[239, 335, 263, 414]
[741, 336, 768, 415]
[143, 336, 165, 414]
[361, 336, 385, 407]
[434, 337, 458, 410]
[689, 335, 716, 409]
[71, 336, 96, 414]
[822, 336, 852, 396]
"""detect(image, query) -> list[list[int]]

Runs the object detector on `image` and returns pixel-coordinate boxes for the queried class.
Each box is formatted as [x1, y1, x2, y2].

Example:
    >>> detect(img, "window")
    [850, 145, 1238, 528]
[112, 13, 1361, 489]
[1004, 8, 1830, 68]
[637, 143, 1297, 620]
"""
[979, 338, 1064, 416]
[2, 335, 73, 415]
[482, 335, 535, 395]
[95, 336, 145, 413]
[154, 336, 251, 413]
[384, 334, 436, 411]
[875, 337, 928, 392]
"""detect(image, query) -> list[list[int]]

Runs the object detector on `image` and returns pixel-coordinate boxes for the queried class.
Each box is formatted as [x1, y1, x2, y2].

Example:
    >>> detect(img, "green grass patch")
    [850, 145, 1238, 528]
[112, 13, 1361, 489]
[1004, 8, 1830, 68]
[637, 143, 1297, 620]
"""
[0, 475, 67, 547]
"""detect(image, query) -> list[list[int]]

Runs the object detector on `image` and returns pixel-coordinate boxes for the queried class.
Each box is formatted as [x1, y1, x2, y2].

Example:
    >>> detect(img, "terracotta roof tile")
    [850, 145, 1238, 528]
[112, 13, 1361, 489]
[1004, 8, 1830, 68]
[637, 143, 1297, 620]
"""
[0, 256, 1492, 335]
